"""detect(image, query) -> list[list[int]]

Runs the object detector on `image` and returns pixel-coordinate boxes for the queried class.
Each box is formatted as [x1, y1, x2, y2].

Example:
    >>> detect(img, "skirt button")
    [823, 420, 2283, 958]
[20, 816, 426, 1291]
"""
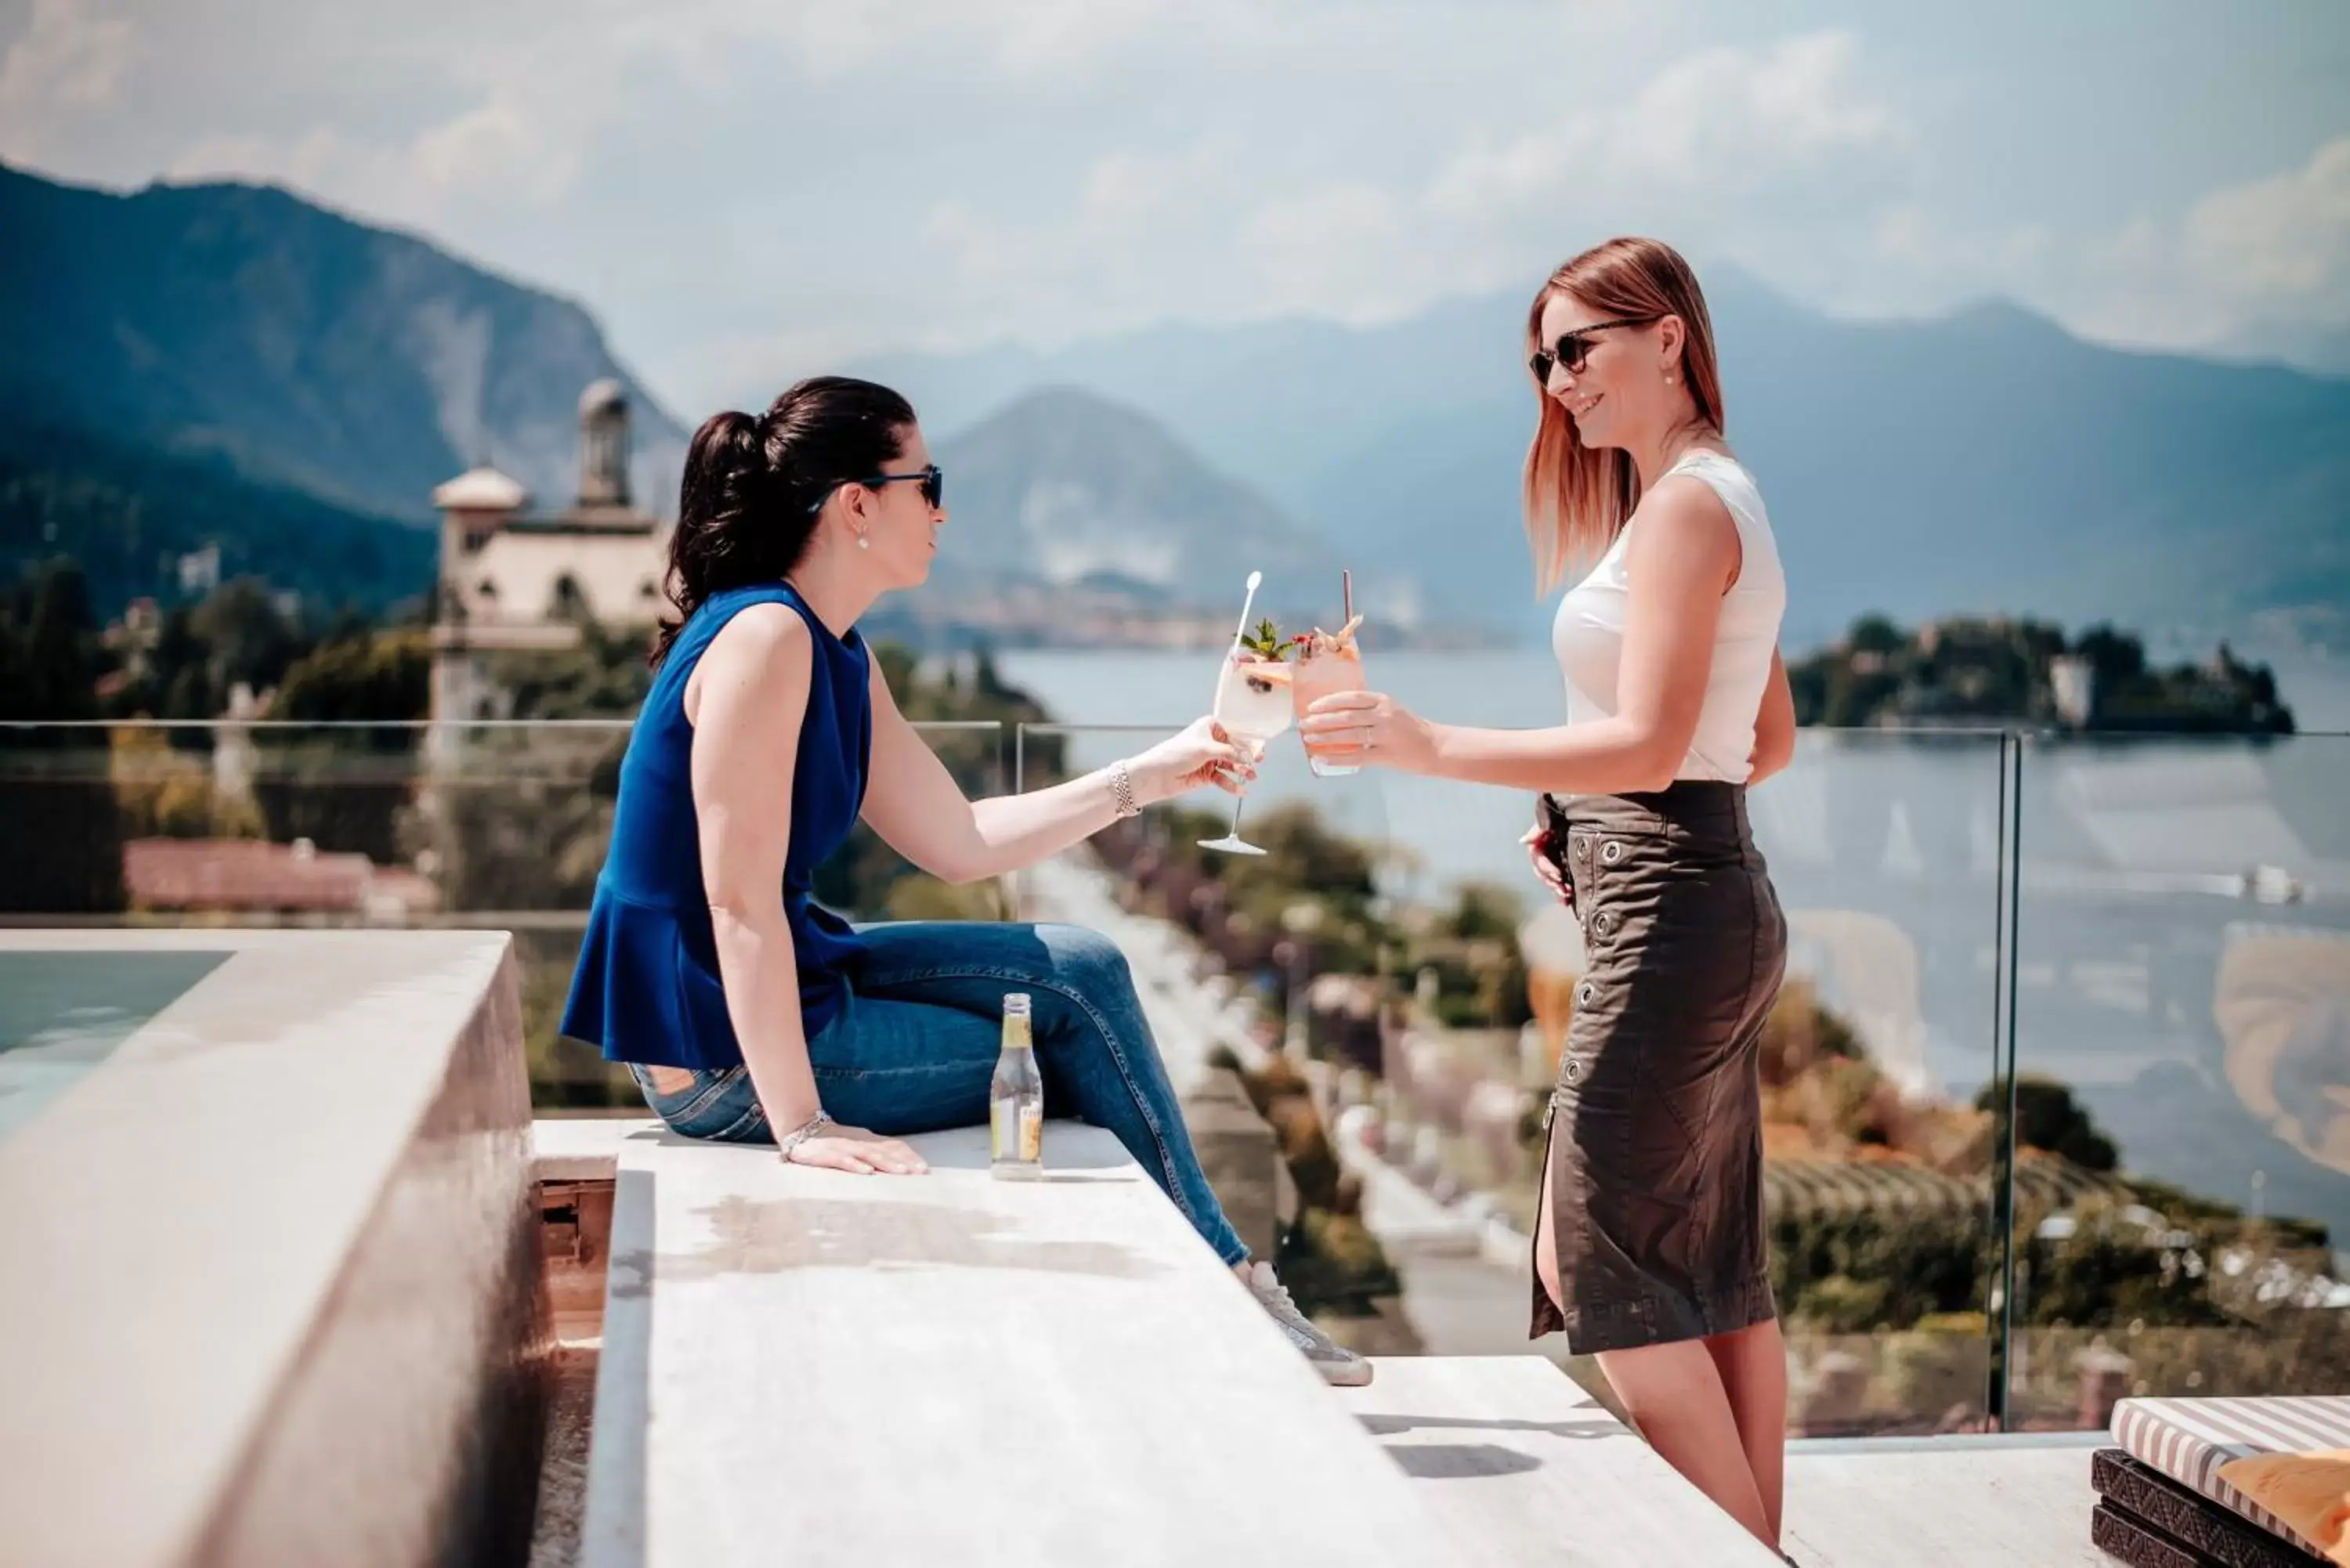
[1600, 840, 1624, 865]
[1576, 981, 1596, 1006]
[1564, 1057, 1581, 1080]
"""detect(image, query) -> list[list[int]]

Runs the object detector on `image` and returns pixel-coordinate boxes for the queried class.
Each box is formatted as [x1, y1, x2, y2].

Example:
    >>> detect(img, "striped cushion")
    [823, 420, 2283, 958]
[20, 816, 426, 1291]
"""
[2113, 1397, 2350, 1556]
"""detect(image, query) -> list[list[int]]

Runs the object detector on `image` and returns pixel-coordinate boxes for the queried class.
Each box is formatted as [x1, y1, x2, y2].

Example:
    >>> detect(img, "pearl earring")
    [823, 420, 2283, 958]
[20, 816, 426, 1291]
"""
[856, 532, 870, 551]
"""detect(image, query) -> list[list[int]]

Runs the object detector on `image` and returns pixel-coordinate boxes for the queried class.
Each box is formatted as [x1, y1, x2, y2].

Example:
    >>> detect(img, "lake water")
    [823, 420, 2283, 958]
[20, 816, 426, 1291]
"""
[1000, 646, 2350, 894]
[998, 646, 2350, 1251]
[1001, 645, 2350, 748]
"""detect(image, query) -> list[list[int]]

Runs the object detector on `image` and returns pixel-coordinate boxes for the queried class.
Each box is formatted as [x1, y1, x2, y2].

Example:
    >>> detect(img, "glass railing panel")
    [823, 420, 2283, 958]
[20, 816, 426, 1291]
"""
[2008, 731, 2350, 1427]
[0, 717, 1002, 1111]
[1016, 717, 2013, 1430]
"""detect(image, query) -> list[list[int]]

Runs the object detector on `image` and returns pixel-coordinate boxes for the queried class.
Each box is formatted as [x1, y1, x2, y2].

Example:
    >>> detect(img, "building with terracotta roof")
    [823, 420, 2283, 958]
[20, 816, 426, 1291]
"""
[122, 837, 439, 923]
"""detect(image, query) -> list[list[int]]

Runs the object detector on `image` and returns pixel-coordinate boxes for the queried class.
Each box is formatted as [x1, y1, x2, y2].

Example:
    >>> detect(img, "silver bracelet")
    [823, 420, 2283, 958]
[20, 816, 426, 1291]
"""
[1108, 759, 1142, 819]
[777, 1109, 835, 1159]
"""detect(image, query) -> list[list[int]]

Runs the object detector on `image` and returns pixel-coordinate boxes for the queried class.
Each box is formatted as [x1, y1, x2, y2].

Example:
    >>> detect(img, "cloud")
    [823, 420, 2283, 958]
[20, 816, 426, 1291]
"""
[1239, 182, 1413, 321]
[683, 320, 883, 411]
[935, 0, 1170, 75]
[1385, 31, 1917, 315]
[0, 0, 136, 160]
[167, 85, 595, 229]
[922, 139, 1264, 344]
[912, 31, 1919, 349]
[1893, 137, 2350, 365]
[1431, 32, 1906, 223]
[653, 0, 1174, 78]
[1236, 180, 1512, 327]
[2186, 137, 2350, 328]
[8, 2, 2345, 403]
[157, 16, 631, 233]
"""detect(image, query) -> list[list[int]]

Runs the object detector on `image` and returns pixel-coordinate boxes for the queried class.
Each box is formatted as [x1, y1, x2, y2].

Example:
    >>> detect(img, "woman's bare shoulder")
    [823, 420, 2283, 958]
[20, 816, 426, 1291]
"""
[704, 601, 812, 669]
[1630, 472, 1737, 550]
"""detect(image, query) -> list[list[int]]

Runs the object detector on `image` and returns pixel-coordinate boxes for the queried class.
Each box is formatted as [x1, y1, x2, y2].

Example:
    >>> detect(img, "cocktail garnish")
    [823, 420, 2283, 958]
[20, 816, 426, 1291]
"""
[1237, 617, 1291, 660]
[1303, 614, 1365, 654]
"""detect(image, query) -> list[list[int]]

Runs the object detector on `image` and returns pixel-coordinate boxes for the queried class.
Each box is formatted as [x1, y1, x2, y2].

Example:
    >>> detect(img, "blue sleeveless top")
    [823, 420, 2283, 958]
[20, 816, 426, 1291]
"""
[560, 583, 872, 1069]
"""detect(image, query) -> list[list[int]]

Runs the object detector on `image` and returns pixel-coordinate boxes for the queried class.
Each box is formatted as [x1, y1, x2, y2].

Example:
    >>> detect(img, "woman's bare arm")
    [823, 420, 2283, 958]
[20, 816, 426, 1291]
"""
[688, 604, 824, 1130]
[685, 606, 925, 1175]
[1301, 477, 1741, 794]
[858, 662, 1245, 883]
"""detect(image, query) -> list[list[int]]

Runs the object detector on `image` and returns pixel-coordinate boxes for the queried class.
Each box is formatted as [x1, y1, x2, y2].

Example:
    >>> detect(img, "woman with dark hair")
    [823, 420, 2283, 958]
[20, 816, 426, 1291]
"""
[1301, 240, 1798, 1537]
[562, 377, 1368, 1385]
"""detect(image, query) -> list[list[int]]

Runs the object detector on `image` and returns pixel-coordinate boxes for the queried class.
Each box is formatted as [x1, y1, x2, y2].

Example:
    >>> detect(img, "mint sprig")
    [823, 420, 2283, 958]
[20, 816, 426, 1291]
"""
[1238, 616, 1291, 660]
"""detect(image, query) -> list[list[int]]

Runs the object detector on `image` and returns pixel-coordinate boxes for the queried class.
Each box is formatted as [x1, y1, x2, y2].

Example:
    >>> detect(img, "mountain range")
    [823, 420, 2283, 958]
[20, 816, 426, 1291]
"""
[927, 386, 1346, 626]
[859, 275, 2350, 649]
[4, 160, 2345, 656]
[0, 162, 686, 520]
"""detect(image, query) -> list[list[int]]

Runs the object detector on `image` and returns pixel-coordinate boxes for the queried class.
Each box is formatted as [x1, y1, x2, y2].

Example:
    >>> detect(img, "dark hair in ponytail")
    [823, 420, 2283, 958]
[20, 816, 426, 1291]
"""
[652, 375, 917, 667]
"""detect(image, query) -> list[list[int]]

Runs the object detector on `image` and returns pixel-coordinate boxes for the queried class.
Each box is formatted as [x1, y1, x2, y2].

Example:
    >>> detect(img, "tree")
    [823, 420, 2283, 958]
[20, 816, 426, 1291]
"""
[20, 558, 100, 721]
[1978, 1075, 2120, 1173]
[190, 578, 306, 696]
[1848, 614, 1907, 656]
[483, 620, 653, 720]
[248, 628, 432, 863]
[107, 577, 313, 723]
[1788, 612, 2290, 732]
[270, 630, 430, 723]
[412, 730, 613, 913]
[0, 558, 125, 911]
[2073, 624, 2146, 689]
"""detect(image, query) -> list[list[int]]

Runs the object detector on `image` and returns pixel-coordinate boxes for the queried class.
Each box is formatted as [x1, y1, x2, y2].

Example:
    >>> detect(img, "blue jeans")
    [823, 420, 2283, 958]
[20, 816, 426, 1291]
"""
[627, 920, 1250, 1266]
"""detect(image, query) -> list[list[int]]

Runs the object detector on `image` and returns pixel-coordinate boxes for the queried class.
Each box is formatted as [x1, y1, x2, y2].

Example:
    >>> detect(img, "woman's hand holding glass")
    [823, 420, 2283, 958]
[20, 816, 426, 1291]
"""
[1298, 688, 1439, 774]
[1130, 716, 1257, 801]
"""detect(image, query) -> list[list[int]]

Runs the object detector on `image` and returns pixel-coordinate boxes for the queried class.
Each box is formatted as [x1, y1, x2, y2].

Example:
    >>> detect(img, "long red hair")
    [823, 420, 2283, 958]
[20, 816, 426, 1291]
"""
[1522, 237, 1726, 594]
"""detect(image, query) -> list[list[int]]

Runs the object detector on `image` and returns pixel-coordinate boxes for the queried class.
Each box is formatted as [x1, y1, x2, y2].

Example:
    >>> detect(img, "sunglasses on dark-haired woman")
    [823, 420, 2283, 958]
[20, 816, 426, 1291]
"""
[859, 464, 945, 508]
[816, 464, 945, 513]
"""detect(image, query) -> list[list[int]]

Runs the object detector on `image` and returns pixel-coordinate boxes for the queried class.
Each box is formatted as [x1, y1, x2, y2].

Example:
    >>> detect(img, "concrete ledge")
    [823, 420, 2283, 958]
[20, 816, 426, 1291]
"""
[533, 1115, 642, 1183]
[1337, 1355, 1784, 1566]
[580, 1118, 1462, 1567]
[0, 930, 540, 1568]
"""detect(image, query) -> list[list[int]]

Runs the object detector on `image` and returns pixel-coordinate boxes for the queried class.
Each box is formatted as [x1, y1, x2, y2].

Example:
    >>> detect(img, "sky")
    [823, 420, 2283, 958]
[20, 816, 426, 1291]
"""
[3, 0, 2346, 417]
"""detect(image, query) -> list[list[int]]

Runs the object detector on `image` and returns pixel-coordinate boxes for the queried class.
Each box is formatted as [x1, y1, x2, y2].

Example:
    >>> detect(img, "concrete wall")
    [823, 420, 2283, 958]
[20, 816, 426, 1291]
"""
[0, 931, 544, 1568]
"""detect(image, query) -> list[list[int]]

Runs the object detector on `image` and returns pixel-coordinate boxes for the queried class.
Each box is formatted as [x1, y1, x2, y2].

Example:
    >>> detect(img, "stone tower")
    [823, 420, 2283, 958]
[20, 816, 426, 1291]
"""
[577, 378, 631, 508]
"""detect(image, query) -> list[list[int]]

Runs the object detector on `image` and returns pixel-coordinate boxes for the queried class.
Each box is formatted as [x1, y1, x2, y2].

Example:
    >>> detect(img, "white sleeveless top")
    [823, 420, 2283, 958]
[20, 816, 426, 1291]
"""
[1550, 450, 1787, 783]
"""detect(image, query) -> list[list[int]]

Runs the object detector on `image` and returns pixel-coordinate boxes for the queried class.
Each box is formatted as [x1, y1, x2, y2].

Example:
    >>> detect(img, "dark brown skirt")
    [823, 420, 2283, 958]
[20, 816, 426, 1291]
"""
[1529, 781, 1787, 1354]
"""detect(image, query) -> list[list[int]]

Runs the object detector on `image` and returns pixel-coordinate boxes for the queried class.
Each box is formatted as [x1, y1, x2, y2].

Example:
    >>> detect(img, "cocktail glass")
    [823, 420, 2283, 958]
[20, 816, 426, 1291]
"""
[1292, 620, 1365, 777]
[1198, 650, 1292, 856]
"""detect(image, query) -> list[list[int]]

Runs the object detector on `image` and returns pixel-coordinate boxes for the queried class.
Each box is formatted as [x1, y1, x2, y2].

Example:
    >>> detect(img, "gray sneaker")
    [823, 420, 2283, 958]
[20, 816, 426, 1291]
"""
[1242, 1261, 1373, 1386]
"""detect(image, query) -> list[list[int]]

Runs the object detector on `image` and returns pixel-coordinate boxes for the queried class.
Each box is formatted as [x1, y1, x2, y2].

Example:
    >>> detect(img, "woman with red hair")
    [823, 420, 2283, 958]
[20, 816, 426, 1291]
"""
[1303, 237, 1798, 1545]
